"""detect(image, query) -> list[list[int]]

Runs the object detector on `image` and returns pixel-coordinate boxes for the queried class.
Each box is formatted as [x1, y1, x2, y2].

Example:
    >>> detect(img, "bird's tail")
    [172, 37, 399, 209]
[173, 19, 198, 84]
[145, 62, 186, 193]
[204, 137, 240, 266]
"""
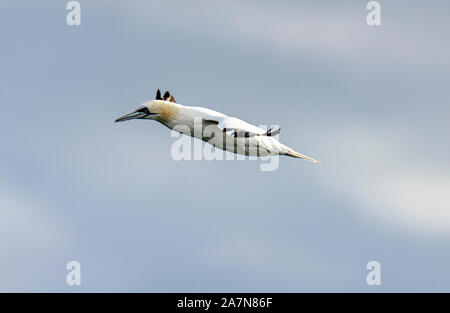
[284, 149, 325, 165]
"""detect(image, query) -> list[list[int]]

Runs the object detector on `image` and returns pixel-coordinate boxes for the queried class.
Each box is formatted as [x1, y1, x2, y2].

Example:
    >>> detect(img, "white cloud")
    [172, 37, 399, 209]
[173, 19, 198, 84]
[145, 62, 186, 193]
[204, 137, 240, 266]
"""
[116, 1, 450, 68]
[0, 183, 67, 246]
[0, 182, 69, 291]
[321, 127, 450, 236]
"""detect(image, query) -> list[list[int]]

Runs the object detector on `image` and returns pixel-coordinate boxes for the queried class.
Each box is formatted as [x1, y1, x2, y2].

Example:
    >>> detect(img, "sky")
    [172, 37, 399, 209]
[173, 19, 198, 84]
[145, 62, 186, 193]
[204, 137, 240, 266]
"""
[1, 0, 450, 292]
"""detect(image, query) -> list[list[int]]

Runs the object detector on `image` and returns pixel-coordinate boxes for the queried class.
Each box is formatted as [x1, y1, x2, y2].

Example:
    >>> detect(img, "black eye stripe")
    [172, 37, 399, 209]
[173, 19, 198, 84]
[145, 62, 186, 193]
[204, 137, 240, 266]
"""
[137, 107, 149, 114]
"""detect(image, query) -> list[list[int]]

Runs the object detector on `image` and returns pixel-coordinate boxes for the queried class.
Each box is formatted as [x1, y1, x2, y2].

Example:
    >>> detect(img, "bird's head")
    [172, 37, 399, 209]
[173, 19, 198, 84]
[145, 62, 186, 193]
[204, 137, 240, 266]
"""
[114, 101, 162, 122]
[115, 89, 178, 123]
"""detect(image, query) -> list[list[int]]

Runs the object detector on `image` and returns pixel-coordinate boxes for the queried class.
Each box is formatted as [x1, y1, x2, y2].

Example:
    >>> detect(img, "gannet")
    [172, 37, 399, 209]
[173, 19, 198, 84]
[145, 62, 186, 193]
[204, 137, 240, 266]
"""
[115, 90, 323, 164]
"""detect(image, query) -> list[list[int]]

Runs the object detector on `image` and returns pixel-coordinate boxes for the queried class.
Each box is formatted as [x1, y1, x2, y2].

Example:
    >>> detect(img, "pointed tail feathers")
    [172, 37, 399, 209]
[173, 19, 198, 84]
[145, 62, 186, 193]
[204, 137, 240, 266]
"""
[284, 149, 325, 165]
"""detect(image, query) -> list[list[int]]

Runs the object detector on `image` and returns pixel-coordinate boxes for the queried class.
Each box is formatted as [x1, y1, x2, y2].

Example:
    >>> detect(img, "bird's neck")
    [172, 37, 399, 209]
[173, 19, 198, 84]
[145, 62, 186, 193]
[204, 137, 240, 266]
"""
[158, 104, 205, 132]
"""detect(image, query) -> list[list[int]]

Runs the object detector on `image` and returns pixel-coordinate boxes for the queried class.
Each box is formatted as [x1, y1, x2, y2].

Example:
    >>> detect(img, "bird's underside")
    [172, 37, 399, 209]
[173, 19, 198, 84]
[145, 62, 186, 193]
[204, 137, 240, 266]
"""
[193, 121, 276, 157]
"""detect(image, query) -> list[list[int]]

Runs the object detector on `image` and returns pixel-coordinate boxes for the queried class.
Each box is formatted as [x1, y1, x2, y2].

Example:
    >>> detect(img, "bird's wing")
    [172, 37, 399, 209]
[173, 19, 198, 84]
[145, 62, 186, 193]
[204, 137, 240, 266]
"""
[203, 115, 279, 138]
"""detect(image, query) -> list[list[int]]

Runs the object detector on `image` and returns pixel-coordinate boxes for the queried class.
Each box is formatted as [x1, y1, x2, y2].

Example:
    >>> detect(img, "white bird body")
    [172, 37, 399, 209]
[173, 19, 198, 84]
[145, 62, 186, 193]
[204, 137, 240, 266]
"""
[168, 104, 287, 157]
[115, 90, 323, 164]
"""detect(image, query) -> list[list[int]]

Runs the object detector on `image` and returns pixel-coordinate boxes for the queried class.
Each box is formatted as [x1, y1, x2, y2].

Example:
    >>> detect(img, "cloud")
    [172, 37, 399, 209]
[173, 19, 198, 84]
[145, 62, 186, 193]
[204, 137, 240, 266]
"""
[0, 181, 70, 291]
[321, 127, 450, 236]
[0, 183, 67, 247]
[115, 1, 450, 68]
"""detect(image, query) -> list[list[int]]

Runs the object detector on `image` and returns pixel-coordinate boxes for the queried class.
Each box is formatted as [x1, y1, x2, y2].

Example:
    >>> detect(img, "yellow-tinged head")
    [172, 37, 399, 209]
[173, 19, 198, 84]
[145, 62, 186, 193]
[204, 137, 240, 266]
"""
[114, 90, 180, 124]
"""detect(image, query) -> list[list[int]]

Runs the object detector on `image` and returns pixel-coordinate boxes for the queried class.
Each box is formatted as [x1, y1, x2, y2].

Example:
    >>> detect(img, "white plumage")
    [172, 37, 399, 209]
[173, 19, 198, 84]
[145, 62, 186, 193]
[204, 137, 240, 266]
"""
[115, 90, 323, 165]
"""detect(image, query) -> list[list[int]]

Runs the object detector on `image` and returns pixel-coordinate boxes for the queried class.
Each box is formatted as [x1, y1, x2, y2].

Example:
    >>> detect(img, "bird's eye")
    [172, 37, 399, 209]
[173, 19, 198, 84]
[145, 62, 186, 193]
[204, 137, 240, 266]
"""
[137, 107, 149, 114]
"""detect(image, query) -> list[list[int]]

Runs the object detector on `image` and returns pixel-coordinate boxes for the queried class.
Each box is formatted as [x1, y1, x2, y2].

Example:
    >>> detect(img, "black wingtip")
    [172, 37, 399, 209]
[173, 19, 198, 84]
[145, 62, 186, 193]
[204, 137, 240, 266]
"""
[266, 127, 281, 136]
[163, 91, 171, 100]
[156, 89, 162, 100]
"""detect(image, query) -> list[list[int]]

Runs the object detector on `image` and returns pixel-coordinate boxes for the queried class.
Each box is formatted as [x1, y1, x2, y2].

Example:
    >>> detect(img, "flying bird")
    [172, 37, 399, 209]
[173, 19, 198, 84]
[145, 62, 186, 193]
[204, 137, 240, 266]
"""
[115, 90, 323, 164]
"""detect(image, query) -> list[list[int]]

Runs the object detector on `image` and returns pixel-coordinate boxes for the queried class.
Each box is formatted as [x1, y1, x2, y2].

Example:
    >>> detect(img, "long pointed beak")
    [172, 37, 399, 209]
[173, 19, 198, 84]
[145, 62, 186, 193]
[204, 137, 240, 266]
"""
[114, 110, 146, 123]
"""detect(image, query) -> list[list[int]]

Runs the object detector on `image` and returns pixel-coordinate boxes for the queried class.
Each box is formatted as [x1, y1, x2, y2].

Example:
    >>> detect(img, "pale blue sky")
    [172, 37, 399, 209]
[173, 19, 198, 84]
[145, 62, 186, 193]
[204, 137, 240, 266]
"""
[1, 0, 450, 292]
